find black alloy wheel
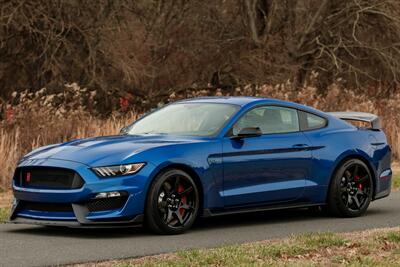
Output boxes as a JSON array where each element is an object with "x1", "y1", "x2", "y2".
[
  {"x1": 145, "y1": 169, "x2": 199, "y2": 234},
  {"x1": 328, "y1": 159, "x2": 373, "y2": 217}
]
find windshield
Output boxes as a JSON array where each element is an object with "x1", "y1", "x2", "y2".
[{"x1": 127, "y1": 103, "x2": 239, "y2": 136}]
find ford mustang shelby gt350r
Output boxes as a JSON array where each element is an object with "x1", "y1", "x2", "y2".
[{"x1": 10, "y1": 97, "x2": 392, "y2": 234}]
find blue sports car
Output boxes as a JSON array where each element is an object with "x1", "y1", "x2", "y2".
[{"x1": 10, "y1": 97, "x2": 392, "y2": 234}]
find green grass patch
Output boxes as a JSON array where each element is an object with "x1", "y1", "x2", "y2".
[
  {"x1": 103, "y1": 229, "x2": 400, "y2": 267},
  {"x1": 172, "y1": 233, "x2": 345, "y2": 266},
  {"x1": 385, "y1": 231, "x2": 400, "y2": 243},
  {"x1": 346, "y1": 256, "x2": 400, "y2": 267},
  {"x1": 0, "y1": 207, "x2": 10, "y2": 223},
  {"x1": 295, "y1": 232, "x2": 346, "y2": 248},
  {"x1": 111, "y1": 232, "x2": 348, "y2": 267}
]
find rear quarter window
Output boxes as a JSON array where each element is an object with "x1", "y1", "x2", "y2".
[{"x1": 300, "y1": 111, "x2": 327, "y2": 131}]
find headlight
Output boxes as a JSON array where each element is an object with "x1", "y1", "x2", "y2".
[{"x1": 92, "y1": 163, "x2": 146, "y2": 178}]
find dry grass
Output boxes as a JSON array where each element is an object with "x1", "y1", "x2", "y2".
[
  {"x1": 392, "y1": 162, "x2": 400, "y2": 190},
  {"x1": 0, "y1": 190, "x2": 11, "y2": 222},
  {"x1": 70, "y1": 227, "x2": 400, "y2": 267},
  {"x1": 0, "y1": 192, "x2": 12, "y2": 222},
  {"x1": 0, "y1": 112, "x2": 139, "y2": 191},
  {"x1": 0, "y1": 83, "x2": 399, "y2": 191},
  {"x1": 0, "y1": 193, "x2": 12, "y2": 209},
  {"x1": 0, "y1": 128, "x2": 20, "y2": 191}
]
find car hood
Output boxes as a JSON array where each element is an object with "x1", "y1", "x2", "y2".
[{"x1": 22, "y1": 135, "x2": 202, "y2": 166}]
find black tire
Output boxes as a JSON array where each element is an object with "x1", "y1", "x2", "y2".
[
  {"x1": 145, "y1": 169, "x2": 199, "y2": 234},
  {"x1": 327, "y1": 159, "x2": 373, "y2": 217}
]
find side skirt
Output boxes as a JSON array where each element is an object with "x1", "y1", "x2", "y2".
[{"x1": 202, "y1": 202, "x2": 325, "y2": 218}]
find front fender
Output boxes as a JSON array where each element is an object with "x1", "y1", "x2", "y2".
[{"x1": 135, "y1": 141, "x2": 224, "y2": 210}]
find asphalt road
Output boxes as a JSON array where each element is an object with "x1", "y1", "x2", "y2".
[{"x1": 1, "y1": 192, "x2": 400, "y2": 267}]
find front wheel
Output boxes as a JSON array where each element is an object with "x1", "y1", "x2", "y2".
[
  {"x1": 145, "y1": 169, "x2": 199, "y2": 234},
  {"x1": 327, "y1": 159, "x2": 373, "y2": 217}
]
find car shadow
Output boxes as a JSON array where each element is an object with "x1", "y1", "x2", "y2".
[{"x1": 5, "y1": 206, "x2": 389, "y2": 239}]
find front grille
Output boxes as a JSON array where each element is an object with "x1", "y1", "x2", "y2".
[
  {"x1": 86, "y1": 196, "x2": 128, "y2": 212},
  {"x1": 19, "y1": 201, "x2": 73, "y2": 212},
  {"x1": 14, "y1": 167, "x2": 84, "y2": 189}
]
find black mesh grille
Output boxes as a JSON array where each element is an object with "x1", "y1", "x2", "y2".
[
  {"x1": 86, "y1": 196, "x2": 128, "y2": 212},
  {"x1": 20, "y1": 201, "x2": 73, "y2": 212},
  {"x1": 15, "y1": 167, "x2": 84, "y2": 189}
]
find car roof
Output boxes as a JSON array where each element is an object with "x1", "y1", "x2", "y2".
[
  {"x1": 178, "y1": 96, "x2": 326, "y2": 116},
  {"x1": 179, "y1": 96, "x2": 266, "y2": 106}
]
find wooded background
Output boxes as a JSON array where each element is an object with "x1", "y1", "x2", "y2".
[{"x1": 1, "y1": 0, "x2": 400, "y2": 107}]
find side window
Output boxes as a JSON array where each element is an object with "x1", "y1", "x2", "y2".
[
  {"x1": 233, "y1": 106, "x2": 300, "y2": 135},
  {"x1": 301, "y1": 111, "x2": 327, "y2": 130}
]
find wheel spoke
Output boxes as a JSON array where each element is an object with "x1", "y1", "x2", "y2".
[
  {"x1": 159, "y1": 207, "x2": 167, "y2": 214},
  {"x1": 178, "y1": 186, "x2": 193, "y2": 196},
  {"x1": 166, "y1": 209, "x2": 174, "y2": 224},
  {"x1": 180, "y1": 203, "x2": 194, "y2": 211},
  {"x1": 347, "y1": 195, "x2": 352, "y2": 207},
  {"x1": 174, "y1": 176, "x2": 180, "y2": 192},
  {"x1": 342, "y1": 193, "x2": 348, "y2": 206},
  {"x1": 352, "y1": 195, "x2": 361, "y2": 209},
  {"x1": 358, "y1": 175, "x2": 369, "y2": 183},
  {"x1": 338, "y1": 163, "x2": 372, "y2": 212},
  {"x1": 356, "y1": 188, "x2": 367, "y2": 198},
  {"x1": 174, "y1": 211, "x2": 184, "y2": 225},
  {"x1": 158, "y1": 200, "x2": 167, "y2": 210},
  {"x1": 339, "y1": 186, "x2": 347, "y2": 193},
  {"x1": 163, "y1": 182, "x2": 172, "y2": 194},
  {"x1": 353, "y1": 165, "x2": 359, "y2": 177},
  {"x1": 156, "y1": 172, "x2": 198, "y2": 229}
]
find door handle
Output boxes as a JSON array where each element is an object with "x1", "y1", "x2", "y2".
[{"x1": 292, "y1": 144, "x2": 309, "y2": 149}]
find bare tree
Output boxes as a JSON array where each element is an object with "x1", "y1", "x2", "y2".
[{"x1": 1, "y1": 0, "x2": 399, "y2": 106}]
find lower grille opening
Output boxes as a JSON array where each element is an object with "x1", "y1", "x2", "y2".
[
  {"x1": 86, "y1": 196, "x2": 128, "y2": 212},
  {"x1": 20, "y1": 201, "x2": 73, "y2": 212}
]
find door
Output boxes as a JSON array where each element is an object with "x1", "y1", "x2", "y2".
[{"x1": 222, "y1": 105, "x2": 312, "y2": 207}]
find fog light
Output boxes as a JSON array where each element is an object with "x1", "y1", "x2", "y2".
[{"x1": 94, "y1": 191, "x2": 122, "y2": 199}]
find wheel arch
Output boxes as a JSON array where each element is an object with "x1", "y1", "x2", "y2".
[
  {"x1": 146, "y1": 163, "x2": 205, "y2": 215},
  {"x1": 326, "y1": 153, "x2": 377, "y2": 202}
]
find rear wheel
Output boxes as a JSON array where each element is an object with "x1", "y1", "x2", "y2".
[
  {"x1": 328, "y1": 159, "x2": 373, "y2": 217},
  {"x1": 145, "y1": 169, "x2": 199, "y2": 234}
]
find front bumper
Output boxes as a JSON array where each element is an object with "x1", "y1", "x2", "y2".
[{"x1": 10, "y1": 158, "x2": 153, "y2": 227}]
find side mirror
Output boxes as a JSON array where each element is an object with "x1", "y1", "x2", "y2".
[
  {"x1": 120, "y1": 126, "x2": 128, "y2": 135},
  {"x1": 231, "y1": 127, "x2": 262, "y2": 139}
]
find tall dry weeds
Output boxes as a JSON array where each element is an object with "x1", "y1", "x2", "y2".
[
  {"x1": 0, "y1": 83, "x2": 399, "y2": 191},
  {"x1": 0, "y1": 113, "x2": 139, "y2": 191},
  {"x1": 0, "y1": 128, "x2": 19, "y2": 191}
]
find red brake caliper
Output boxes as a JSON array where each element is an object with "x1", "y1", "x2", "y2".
[
  {"x1": 355, "y1": 176, "x2": 363, "y2": 190},
  {"x1": 178, "y1": 184, "x2": 186, "y2": 216}
]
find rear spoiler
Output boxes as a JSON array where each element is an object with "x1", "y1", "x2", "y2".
[{"x1": 328, "y1": 112, "x2": 381, "y2": 130}]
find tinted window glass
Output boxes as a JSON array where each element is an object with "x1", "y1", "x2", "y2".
[
  {"x1": 304, "y1": 112, "x2": 327, "y2": 130},
  {"x1": 233, "y1": 106, "x2": 300, "y2": 135}
]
